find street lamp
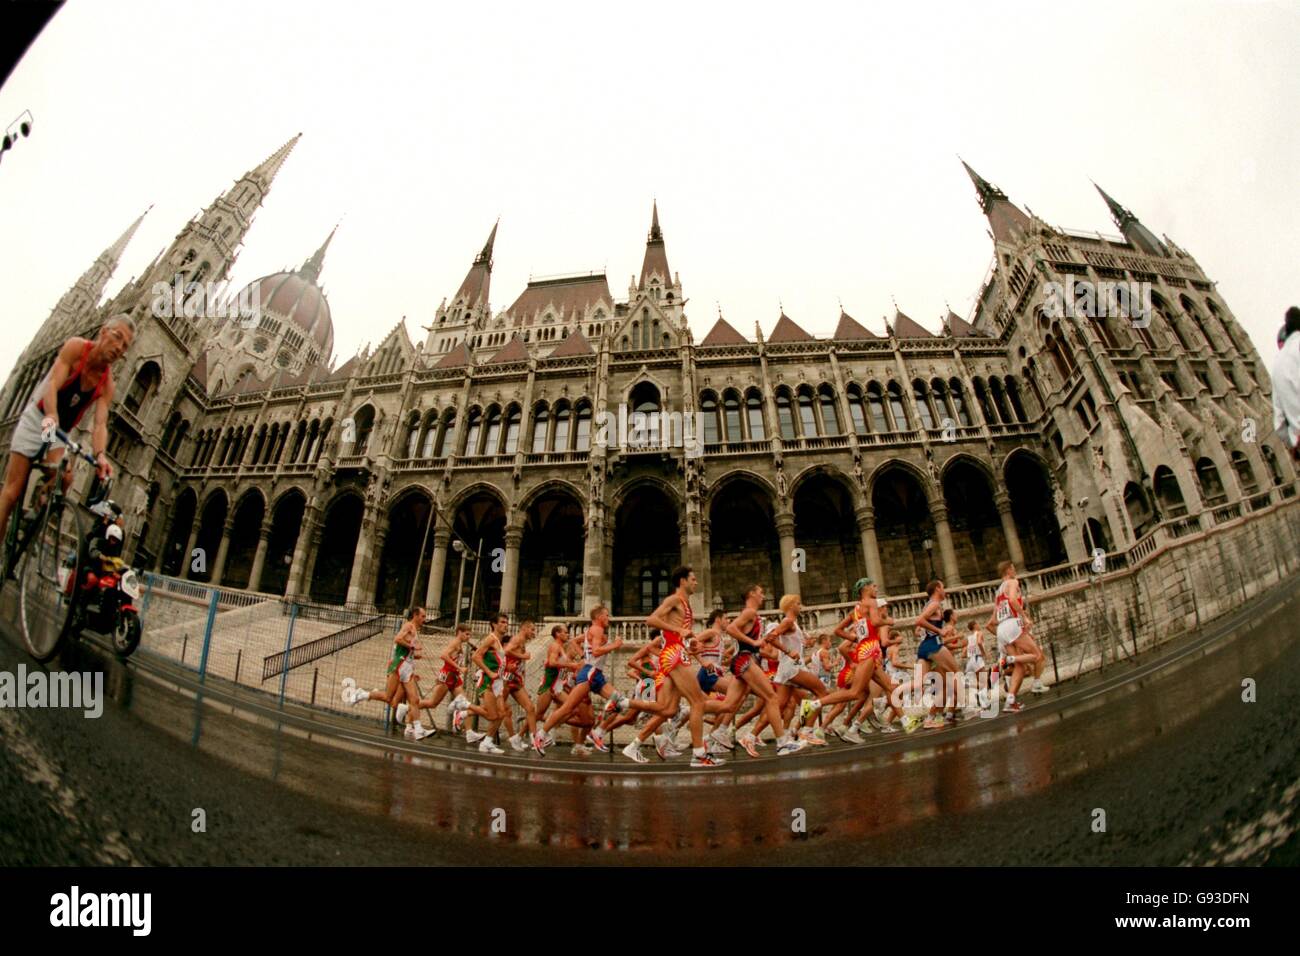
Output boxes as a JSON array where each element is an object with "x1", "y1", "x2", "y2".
[{"x1": 923, "y1": 536, "x2": 935, "y2": 581}]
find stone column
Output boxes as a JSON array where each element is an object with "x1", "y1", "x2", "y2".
[
  {"x1": 581, "y1": 514, "x2": 605, "y2": 615},
  {"x1": 345, "y1": 504, "x2": 381, "y2": 606},
  {"x1": 929, "y1": 501, "x2": 961, "y2": 587},
  {"x1": 248, "y1": 524, "x2": 271, "y2": 593},
  {"x1": 603, "y1": 525, "x2": 615, "y2": 613},
  {"x1": 210, "y1": 516, "x2": 235, "y2": 586},
  {"x1": 426, "y1": 528, "x2": 451, "y2": 615},
  {"x1": 154, "y1": 511, "x2": 177, "y2": 574},
  {"x1": 994, "y1": 490, "x2": 1025, "y2": 567},
  {"x1": 181, "y1": 521, "x2": 202, "y2": 580},
  {"x1": 775, "y1": 510, "x2": 800, "y2": 597},
  {"x1": 499, "y1": 524, "x2": 523, "y2": 616},
  {"x1": 855, "y1": 505, "x2": 883, "y2": 586},
  {"x1": 285, "y1": 500, "x2": 320, "y2": 600},
  {"x1": 700, "y1": 519, "x2": 713, "y2": 610}
]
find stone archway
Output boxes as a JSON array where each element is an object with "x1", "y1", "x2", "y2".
[
  {"x1": 310, "y1": 494, "x2": 364, "y2": 605},
  {"x1": 613, "y1": 484, "x2": 681, "y2": 616},
  {"x1": 708, "y1": 476, "x2": 780, "y2": 611}
]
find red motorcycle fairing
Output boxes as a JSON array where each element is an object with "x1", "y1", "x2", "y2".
[{"x1": 121, "y1": 604, "x2": 138, "y2": 613}]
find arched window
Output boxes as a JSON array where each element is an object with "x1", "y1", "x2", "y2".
[
  {"x1": 531, "y1": 405, "x2": 549, "y2": 453},
  {"x1": 776, "y1": 389, "x2": 796, "y2": 440},
  {"x1": 124, "y1": 362, "x2": 162, "y2": 417},
  {"x1": 1262, "y1": 445, "x2": 1285, "y2": 486},
  {"x1": 1181, "y1": 295, "x2": 1215, "y2": 351},
  {"x1": 866, "y1": 382, "x2": 888, "y2": 432},
  {"x1": 886, "y1": 382, "x2": 910, "y2": 430},
  {"x1": 723, "y1": 390, "x2": 743, "y2": 441},
  {"x1": 405, "y1": 413, "x2": 421, "y2": 459},
  {"x1": 1231, "y1": 451, "x2": 1257, "y2": 495},
  {"x1": 817, "y1": 385, "x2": 841, "y2": 435},
  {"x1": 990, "y1": 378, "x2": 1014, "y2": 423},
  {"x1": 796, "y1": 386, "x2": 818, "y2": 437},
  {"x1": 1196, "y1": 457, "x2": 1226, "y2": 504},
  {"x1": 745, "y1": 390, "x2": 766, "y2": 441},
  {"x1": 973, "y1": 378, "x2": 997, "y2": 424},
  {"x1": 629, "y1": 382, "x2": 661, "y2": 447},
  {"x1": 503, "y1": 406, "x2": 521, "y2": 454},
  {"x1": 574, "y1": 402, "x2": 592, "y2": 452},
  {"x1": 420, "y1": 412, "x2": 439, "y2": 458},
  {"x1": 483, "y1": 406, "x2": 503, "y2": 455},
  {"x1": 846, "y1": 385, "x2": 868, "y2": 436},
  {"x1": 912, "y1": 379, "x2": 935, "y2": 430},
  {"x1": 552, "y1": 402, "x2": 571, "y2": 451},
  {"x1": 352, "y1": 406, "x2": 375, "y2": 455},
  {"x1": 1005, "y1": 377, "x2": 1028, "y2": 422},
  {"x1": 701, "y1": 393, "x2": 720, "y2": 445},
  {"x1": 434, "y1": 410, "x2": 456, "y2": 458},
  {"x1": 463, "y1": 408, "x2": 483, "y2": 456},
  {"x1": 315, "y1": 418, "x2": 333, "y2": 462}
]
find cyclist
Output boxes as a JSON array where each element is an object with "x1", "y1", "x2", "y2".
[{"x1": 0, "y1": 316, "x2": 132, "y2": 544}]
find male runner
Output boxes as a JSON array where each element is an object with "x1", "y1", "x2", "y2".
[
  {"x1": 986, "y1": 561, "x2": 1043, "y2": 713},
  {"x1": 537, "y1": 606, "x2": 624, "y2": 751}
]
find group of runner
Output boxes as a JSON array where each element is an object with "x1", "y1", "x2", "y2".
[{"x1": 340, "y1": 561, "x2": 1050, "y2": 766}]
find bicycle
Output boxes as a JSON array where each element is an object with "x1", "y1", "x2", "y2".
[{"x1": 2, "y1": 428, "x2": 107, "y2": 662}]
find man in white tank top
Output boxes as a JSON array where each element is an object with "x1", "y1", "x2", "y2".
[{"x1": 985, "y1": 561, "x2": 1043, "y2": 712}]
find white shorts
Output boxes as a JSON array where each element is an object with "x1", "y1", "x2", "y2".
[
  {"x1": 996, "y1": 618, "x2": 1022, "y2": 652},
  {"x1": 397, "y1": 658, "x2": 415, "y2": 683},
  {"x1": 773, "y1": 654, "x2": 801, "y2": 686},
  {"x1": 965, "y1": 655, "x2": 985, "y2": 674}
]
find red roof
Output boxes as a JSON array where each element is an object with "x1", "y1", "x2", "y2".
[
  {"x1": 434, "y1": 342, "x2": 471, "y2": 369},
  {"x1": 767, "y1": 313, "x2": 814, "y2": 343},
  {"x1": 946, "y1": 311, "x2": 982, "y2": 338},
  {"x1": 833, "y1": 311, "x2": 875, "y2": 340},
  {"x1": 700, "y1": 317, "x2": 748, "y2": 346},
  {"x1": 504, "y1": 274, "x2": 611, "y2": 328},
  {"x1": 548, "y1": 328, "x2": 594, "y2": 358},
  {"x1": 892, "y1": 311, "x2": 933, "y2": 338},
  {"x1": 486, "y1": 335, "x2": 529, "y2": 365}
]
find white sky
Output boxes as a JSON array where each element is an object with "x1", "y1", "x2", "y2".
[{"x1": 1, "y1": 0, "x2": 1297, "y2": 378}]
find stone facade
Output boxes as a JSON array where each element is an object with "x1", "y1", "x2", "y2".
[{"x1": 2, "y1": 143, "x2": 1295, "y2": 623}]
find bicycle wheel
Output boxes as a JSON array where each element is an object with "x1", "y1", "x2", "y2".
[{"x1": 18, "y1": 498, "x2": 84, "y2": 662}]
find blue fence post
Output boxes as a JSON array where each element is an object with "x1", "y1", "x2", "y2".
[
  {"x1": 277, "y1": 603, "x2": 299, "y2": 709},
  {"x1": 196, "y1": 587, "x2": 220, "y2": 684}
]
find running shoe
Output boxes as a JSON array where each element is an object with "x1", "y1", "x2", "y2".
[
  {"x1": 901, "y1": 715, "x2": 924, "y2": 734},
  {"x1": 571, "y1": 743, "x2": 592, "y2": 755},
  {"x1": 798, "y1": 728, "x2": 828, "y2": 746},
  {"x1": 864, "y1": 712, "x2": 886, "y2": 732},
  {"x1": 738, "y1": 734, "x2": 761, "y2": 758},
  {"x1": 409, "y1": 723, "x2": 434, "y2": 741},
  {"x1": 543, "y1": 730, "x2": 557, "y2": 747},
  {"x1": 799, "y1": 699, "x2": 821, "y2": 721},
  {"x1": 622, "y1": 741, "x2": 649, "y2": 763},
  {"x1": 589, "y1": 728, "x2": 610, "y2": 753},
  {"x1": 602, "y1": 695, "x2": 623, "y2": 718},
  {"x1": 508, "y1": 734, "x2": 528, "y2": 752},
  {"x1": 690, "y1": 752, "x2": 725, "y2": 768},
  {"x1": 452, "y1": 709, "x2": 467, "y2": 733},
  {"x1": 776, "y1": 737, "x2": 805, "y2": 756},
  {"x1": 1005, "y1": 699, "x2": 1024, "y2": 713},
  {"x1": 395, "y1": 703, "x2": 409, "y2": 725},
  {"x1": 532, "y1": 732, "x2": 547, "y2": 756},
  {"x1": 709, "y1": 727, "x2": 735, "y2": 751},
  {"x1": 340, "y1": 678, "x2": 356, "y2": 703},
  {"x1": 878, "y1": 720, "x2": 900, "y2": 734},
  {"x1": 465, "y1": 729, "x2": 486, "y2": 745},
  {"x1": 1031, "y1": 679, "x2": 1050, "y2": 694},
  {"x1": 852, "y1": 719, "x2": 874, "y2": 735},
  {"x1": 478, "y1": 737, "x2": 504, "y2": 754},
  {"x1": 922, "y1": 716, "x2": 945, "y2": 730},
  {"x1": 841, "y1": 725, "x2": 864, "y2": 744},
  {"x1": 653, "y1": 734, "x2": 680, "y2": 760},
  {"x1": 707, "y1": 741, "x2": 730, "y2": 757}
]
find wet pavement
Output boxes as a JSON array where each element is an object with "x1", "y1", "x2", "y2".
[{"x1": 2, "y1": 575, "x2": 1299, "y2": 865}]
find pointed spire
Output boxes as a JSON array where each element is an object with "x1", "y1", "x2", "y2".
[
  {"x1": 104, "y1": 205, "x2": 151, "y2": 266},
  {"x1": 247, "y1": 132, "x2": 302, "y2": 191},
  {"x1": 1092, "y1": 182, "x2": 1167, "y2": 256},
  {"x1": 475, "y1": 219, "x2": 499, "y2": 267},
  {"x1": 639, "y1": 200, "x2": 671, "y2": 289},
  {"x1": 958, "y1": 158, "x2": 1031, "y2": 243},
  {"x1": 298, "y1": 222, "x2": 338, "y2": 284}
]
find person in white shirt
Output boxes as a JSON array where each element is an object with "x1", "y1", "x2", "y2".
[{"x1": 1272, "y1": 306, "x2": 1300, "y2": 460}]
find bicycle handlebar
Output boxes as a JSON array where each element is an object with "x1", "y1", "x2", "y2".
[{"x1": 52, "y1": 428, "x2": 100, "y2": 468}]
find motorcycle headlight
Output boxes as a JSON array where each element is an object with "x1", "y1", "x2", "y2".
[{"x1": 121, "y1": 570, "x2": 142, "y2": 600}]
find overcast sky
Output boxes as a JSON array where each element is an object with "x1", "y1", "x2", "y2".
[{"x1": 1, "y1": 0, "x2": 1297, "y2": 380}]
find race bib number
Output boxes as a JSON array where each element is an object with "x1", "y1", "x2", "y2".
[{"x1": 996, "y1": 601, "x2": 1012, "y2": 623}]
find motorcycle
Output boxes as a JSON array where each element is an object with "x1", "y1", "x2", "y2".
[{"x1": 58, "y1": 552, "x2": 143, "y2": 659}]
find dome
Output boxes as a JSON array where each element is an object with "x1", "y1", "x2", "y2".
[{"x1": 249, "y1": 270, "x2": 334, "y2": 357}]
